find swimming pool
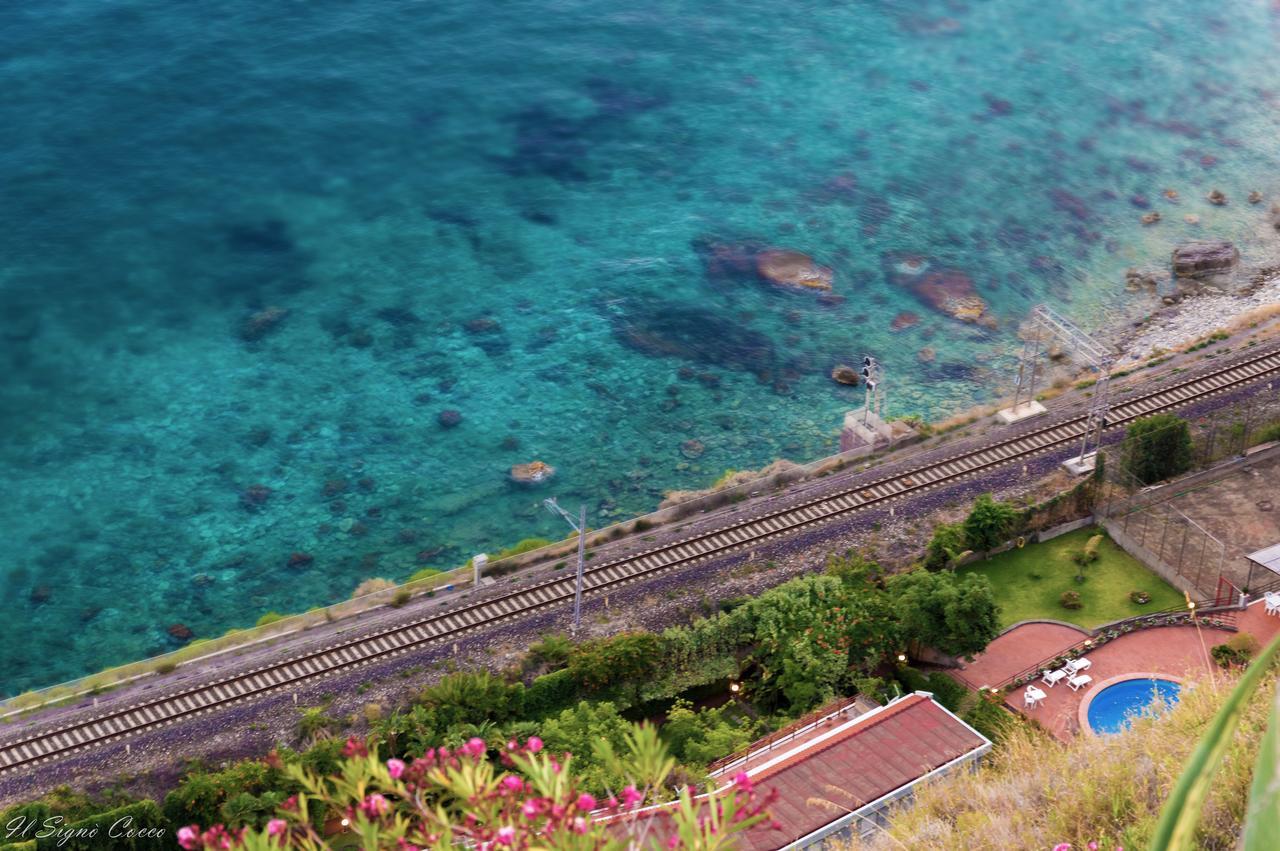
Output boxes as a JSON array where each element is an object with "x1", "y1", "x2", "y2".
[{"x1": 1086, "y1": 678, "x2": 1182, "y2": 734}]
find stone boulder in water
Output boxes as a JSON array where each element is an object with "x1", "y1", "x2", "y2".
[
  {"x1": 831, "y1": 364, "x2": 861, "y2": 386},
  {"x1": 755, "y1": 249, "x2": 834, "y2": 292},
  {"x1": 883, "y1": 253, "x2": 993, "y2": 326},
  {"x1": 510, "y1": 461, "x2": 555, "y2": 484},
  {"x1": 1172, "y1": 240, "x2": 1238, "y2": 278}
]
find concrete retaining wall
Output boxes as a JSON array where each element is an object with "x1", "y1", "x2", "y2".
[{"x1": 1035, "y1": 516, "x2": 1094, "y2": 542}]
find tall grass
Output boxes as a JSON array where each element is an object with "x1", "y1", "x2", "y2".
[{"x1": 838, "y1": 669, "x2": 1275, "y2": 851}]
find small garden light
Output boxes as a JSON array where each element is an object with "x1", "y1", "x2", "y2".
[
  {"x1": 897, "y1": 653, "x2": 907, "y2": 663},
  {"x1": 729, "y1": 681, "x2": 741, "y2": 694}
]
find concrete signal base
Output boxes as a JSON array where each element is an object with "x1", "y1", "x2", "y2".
[
  {"x1": 1062, "y1": 451, "x2": 1098, "y2": 476},
  {"x1": 996, "y1": 400, "x2": 1048, "y2": 425}
]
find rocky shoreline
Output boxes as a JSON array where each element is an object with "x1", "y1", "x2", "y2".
[{"x1": 1114, "y1": 266, "x2": 1280, "y2": 366}]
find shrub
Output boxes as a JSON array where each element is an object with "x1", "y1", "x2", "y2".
[
  {"x1": 408, "y1": 567, "x2": 442, "y2": 583},
  {"x1": 1122, "y1": 413, "x2": 1194, "y2": 484},
  {"x1": 495, "y1": 537, "x2": 554, "y2": 560},
  {"x1": 1227, "y1": 632, "x2": 1259, "y2": 656},
  {"x1": 1059, "y1": 590, "x2": 1083, "y2": 610},
  {"x1": 255, "y1": 611, "x2": 286, "y2": 628},
  {"x1": 923, "y1": 521, "x2": 967, "y2": 571},
  {"x1": 523, "y1": 668, "x2": 578, "y2": 719},
  {"x1": 390, "y1": 590, "x2": 411, "y2": 608},
  {"x1": 1211, "y1": 643, "x2": 1250, "y2": 669},
  {"x1": 962, "y1": 494, "x2": 1021, "y2": 554},
  {"x1": 1255, "y1": 422, "x2": 1280, "y2": 445},
  {"x1": 352, "y1": 578, "x2": 396, "y2": 598},
  {"x1": 1130, "y1": 589, "x2": 1152, "y2": 604}
]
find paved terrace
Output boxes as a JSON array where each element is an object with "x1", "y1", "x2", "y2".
[{"x1": 954, "y1": 601, "x2": 1280, "y2": 738}]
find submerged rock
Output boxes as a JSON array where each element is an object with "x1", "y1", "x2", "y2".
[
  {"x1": 510, "y1": 461, "x2": 555, "y2": 484},
  {"x1": 755, "y1": 249, "x2": 834, "y2": 292},
  {"x1": 831, "y1": 364, "x2": 861, "y2": 386},
  {"x1": 890, "y1": 311, "x2": 921, "y2": 331},
  {"x1": 883, "y1": 253, "x2": 992, "y2": 326},
  {"x1": 680, "y1": 439, "x2": 705, "y2": 459},
  {"x1": 239, "y1": 306, "x2": 288, "y2": 342},
  {"x1": 1172, "y1": 240, "x2": 1238, "y2": 278},
  {"x1": 611, "y1": 300, "x2": 778, "y2": 378},
  {"x1": 438, "y1": 409, "x2": 463, "y2": 429}
]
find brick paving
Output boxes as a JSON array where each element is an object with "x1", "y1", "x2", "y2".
[{"x1": 958, "y1": 600, "x2": 1280, "y2": 739}]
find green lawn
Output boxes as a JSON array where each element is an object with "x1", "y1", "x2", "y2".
[{"x1": 957, "y1": 526, "x2": 1184, "y2": 629}]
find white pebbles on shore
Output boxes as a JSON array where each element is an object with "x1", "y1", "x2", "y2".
[{"x1": 1118, "y1": 271, "x2": 1280, "y2": 365}]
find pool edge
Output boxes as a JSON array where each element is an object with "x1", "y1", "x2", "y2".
[{"x1": 1079, "y1": 672, "x2": 1186, "y2": 736}]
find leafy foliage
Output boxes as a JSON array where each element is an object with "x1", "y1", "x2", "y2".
[
  {"x1": 962, "y1": 494, "x2": 1021, "y2": 554},
  {"x1": 175, "y1": 731, "x2": 777, "y2": 851},
  {"x1": 923, "y1": 522, "x2": 968, "y2": 571},
  {"x1": 1123, "y1": 413, "x2": 1194, "y2": 485},
  {"x1": 661, "y1": 700, "x2": 758, "y2": 768},
  {"x1": 887, "y1": 570, "x2": 1001, "y2": 658}
]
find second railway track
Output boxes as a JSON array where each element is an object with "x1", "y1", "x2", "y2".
[{"x1": 5, "y1": 342, "x2": 1280, "y2": 775}]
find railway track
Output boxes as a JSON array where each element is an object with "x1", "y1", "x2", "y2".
[{"x1": 4, "y1": 343, "x2": 1280, "y2": 775}]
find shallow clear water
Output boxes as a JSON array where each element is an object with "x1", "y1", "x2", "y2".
[
  {"x1": 3, "y1": 0, "x2": 1280, "y2": 693},
  {"x1": 1087, "y1": 677, "x2": 1181, "y2": 734}
]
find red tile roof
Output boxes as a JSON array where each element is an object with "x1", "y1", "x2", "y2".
[{"x1": 726, "y1": 694, "x2": 988, "y2": 851}]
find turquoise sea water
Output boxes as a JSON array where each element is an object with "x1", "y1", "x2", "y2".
[{"x1": 3, "y1": 0, "x2": 1280, "y2": 694}]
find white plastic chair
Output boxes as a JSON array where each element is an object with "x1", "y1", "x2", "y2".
[
  {"x1": 1068, "y1": 674, "x2": 1093, "y2": 692},
  {"x1": 1065, "y1": 657, "x2": 1092, "y2": 675},
  {"x1": 1023, "y1": 686, "x2": 1047, "y2": 709},
  {"x1": 1265, "y1": 592, "x2": 1280, "y2": 617},
  {"x1": 1042, "y1": 668, "x2": 1068, "y2": 688}
]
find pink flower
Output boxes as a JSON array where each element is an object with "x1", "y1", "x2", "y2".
[
  {"x1": 267, "y1": 819, "x2": 288, "y2": 836},
  {"x1": 734, "y1": 772, "x2": 753, "y2": 792},
  {"x1": 387, "y1": 758, "x2": 406, "y2": 779},
  {"x1": 502, "y1": 775, "x2": 525, "y2": 792},
  {"x1": 572, "y1": 817, "x2": 588, "y2": 835},
  {"x1": 1088, "y1": 844, "x2": 1098, "y2": 851},
  {"x1": 522, "y1": 798, "x2": 543, "y2": 819},
  {"x1": 576, "y1": 793, "x2": 596, "y2": 811},
  {"x1": 361, "y1": 793, "x2": 391, "y2": 819},
  {"x1": 1053, "y1": 845, "x2": 1071, "y2": 851},
  {"x1": 621, "y1": 785, "x2": 643, "y2": 809},
  {"x1": 526, "y1": 736, "x2": 543, "y2": 753},
  {"x1": 466, "y1": 737, "x2": 488, "y2": 757},
  {"x1": 496, "y1": 826, "x2": 516, "y2": 846},
  {"x1": 667, "y1": 836, "x2": 680, "y2": 849},
  {"x1": 177, "y1": 827, "x2": 200, "y2": 850}
]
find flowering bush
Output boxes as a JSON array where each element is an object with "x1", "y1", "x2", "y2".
[{"x1": 176, "y1": 726, "x2": 776, "y2": 850}]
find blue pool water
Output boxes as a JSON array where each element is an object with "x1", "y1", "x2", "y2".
[
  {"x1": 4, "y1": 1, "x2": 1280, "y2": 693},
  {"x1": 1087, "y1": 678, "x2": 1182, "y2": 734}
]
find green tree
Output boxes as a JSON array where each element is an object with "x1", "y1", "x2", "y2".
[
  {"x1": 1122, "y1": 413, "x2": 1194, "y2": 484},
  {"x1": 962, "y1": 494, "x2": 1021, "y2": 555},
  {"x1": 661, "y1": 700, "x2": 758, "y2": 768},
  {"x1": 888, "y1": 569, "x2": 1001, "y2": 659},
  {"x1": 824, "y1": 550, "x2": 882, "y2": 588},
  {"x1": 748, "y1": 575, "x2": 899, "y2": 711},
  {"x1": 567, "y1": 633, "x2": 661, "y2": 692},
  {"x1": 923, "y1": 521, "x2": 967, "y2": 571},
  {"x1": 537, "y1": 700, "x2": 636, "y2": 792}
]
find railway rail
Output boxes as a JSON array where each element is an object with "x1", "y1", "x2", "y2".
[{"x1": 4, "y1": 343, "x2": 1280, "y2": 775}]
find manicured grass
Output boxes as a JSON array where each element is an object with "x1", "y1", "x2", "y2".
[{"x1": 957, "y1": 526, "x2": 1184, "y2": 629}]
